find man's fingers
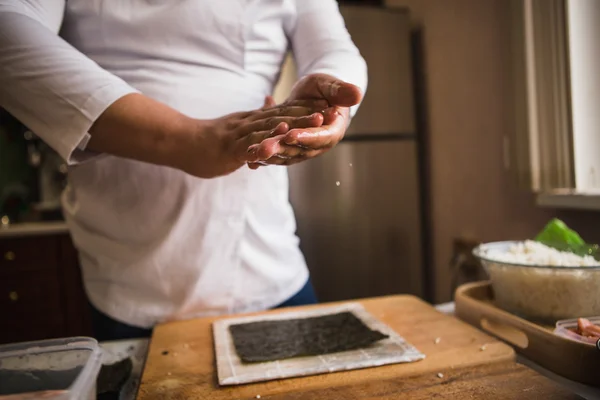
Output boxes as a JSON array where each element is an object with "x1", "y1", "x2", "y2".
[
  {"x1": 262, "y1": 141, "x2": 305, "y2": 160},
  {"x1": 243, "y1": 124, "x2": 288, "y2": 162},
  {"x1": 248, "y1": 134, "x2": 326, "y2": 165},
  {"x1": 282, "y1": 127, "x2": 335, "y2": 150},
  {"x1": 248, "y1": 135, "x2": 305, "y2": 161},
  {"x1": 241, "y1": 113, "x2": 323, "y2": 136},
  {"x1": 246, "y1": 131, "x2": 328, "y2": 167},
  {"x1": 287, "y1": 113, "x2": 324, "y2": 129},
  {"x1": 253, "y1": 136, "x2": 285, "y2": 160},
  {"x1": 248, "y1": 106, "x2": 324, "y2": 121},
  {"x1": 261, "y1": 95, "x2": 276, "y2": 109},
  {"x1": 319, "y1": 107, "x2": 342, "y2": 125},
  {"x1": 248, "y1": 161, "x2": 268, "y2": 170},
  {"x1": 251, "y1": 149, "x2": 324, "y2": 167},
  {"x1": 259, "y1": 155, "x2": 290, "y2": 166},
  {"x1": 281, "y1": 111, "x2": 346, "y2": 149},
  {"x1": 280, "y1": 99, "x2": 330, "y2": 109}
]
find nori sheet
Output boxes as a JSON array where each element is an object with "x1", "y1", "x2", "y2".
[{"x1": 229, "y1": 311, "x2": 389, "y2": 363}]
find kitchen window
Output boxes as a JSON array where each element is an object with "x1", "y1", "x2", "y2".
[{"x1": 509, "y1": 0, "x2": 600, "y2": 210}]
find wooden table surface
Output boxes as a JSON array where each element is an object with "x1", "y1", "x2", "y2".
[{"x1": 137, "y1": 295, "x2": 578, "y2": 399}]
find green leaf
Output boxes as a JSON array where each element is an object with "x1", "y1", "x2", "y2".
[
  {"x1": 535, "y1": 218, "x2": 585, "y2": 248},
  {"x1": 535, "y1": 218, "x2": 600, "y2": 260}
]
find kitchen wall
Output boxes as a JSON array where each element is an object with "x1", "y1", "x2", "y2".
[{"x1": 384, "y1": 0, "x2": 600, "y2": 302}]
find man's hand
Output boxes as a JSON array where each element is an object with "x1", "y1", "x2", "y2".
[
  {"x1": 182, "y1": 101, "x2": 326, "y2": 177},
  {"x1": 247, "y1": 73, "x2": 363, "y2": 168}
]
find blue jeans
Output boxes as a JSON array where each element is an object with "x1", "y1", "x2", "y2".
[
  {"x1": 90, "y1": 280, "x2": 318, "y2": 341},
  {"x1": 273, "y1": 279, "x2": 318, "y2": 308}
]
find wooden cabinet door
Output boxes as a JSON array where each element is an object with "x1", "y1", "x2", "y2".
[
  {"x1": 0, "y1": 233, "x2": 92, "y2": 344},
  {"x1": 58, "y1": 234, "x2": 93, "y2": 337},
  {"x1": 0, "y1": 270, "x2": 65, "y2": 343}
]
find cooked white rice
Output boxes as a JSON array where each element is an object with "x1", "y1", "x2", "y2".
[
  {"x1": 479, "y1": 240, "x2": 600, "y2": 321},
  {"x1": 485, "y1": 240, "x2": 599, "y2": 267}
]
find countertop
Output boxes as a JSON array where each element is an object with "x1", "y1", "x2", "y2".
[
  {"x1": 104, "y1": 302, "x2": 600, "y2": 400},
  {"x1": 0, "y1": 221, "x2": 69, "y2": 238},
  {"x1": 3, "y1": 223, "x2": 594, "y2": 397}
]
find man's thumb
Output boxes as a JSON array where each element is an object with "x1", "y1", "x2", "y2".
[{"x1": 319, "y1": 78, "x2": 363, "y2": 107}]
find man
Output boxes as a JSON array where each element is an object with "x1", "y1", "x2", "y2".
[{"x1": 0, "y1": 0, "x2": 367, "y2": 340}]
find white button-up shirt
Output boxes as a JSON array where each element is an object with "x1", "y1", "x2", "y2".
[{"x1": 0, "y1": 0, "x2": 367, "y2": 328}]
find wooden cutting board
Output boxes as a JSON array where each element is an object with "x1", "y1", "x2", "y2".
[
  {"x1": 137, "y1": 295, "x2": 516, "y2": 400},
  {"x1": 248, "y1": 362, "x2": 584, "y2": 400}
]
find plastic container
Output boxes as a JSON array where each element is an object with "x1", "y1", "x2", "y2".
[
  {"x1": 0, "y1": 337, "x2": 102, "y2": 400},
  {"x1": 554, "y1": 317, "x2": 600, "y2": 349},
  {"x1": 473, "y1": 241, "x2": 600, "y2": 323}
]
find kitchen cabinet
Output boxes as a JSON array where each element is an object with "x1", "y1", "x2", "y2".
[{"x1": 0, "y1": 231, "x2": 92, "y2": 344}]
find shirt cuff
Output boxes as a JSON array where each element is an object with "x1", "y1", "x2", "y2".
[{"x1": 57, "y1": 82, "x2": 140, "y2": 165}]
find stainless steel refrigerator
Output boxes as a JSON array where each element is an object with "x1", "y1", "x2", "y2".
[{"x1": 273, "y1": 6, "x2": 424, "y2": 301}]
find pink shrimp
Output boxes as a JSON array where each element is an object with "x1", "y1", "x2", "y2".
[{"x1": 577, "y1": 318, "x2": 600, "y2": 338}]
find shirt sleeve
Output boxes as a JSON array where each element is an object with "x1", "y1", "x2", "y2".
[
  {"x1": 0, "y1": 0, "x2": 139, "y2": 164},
  {"x1": 286, "y1": 0, "x2": 368, "y2": 116}
]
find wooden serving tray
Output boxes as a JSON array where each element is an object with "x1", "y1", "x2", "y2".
[{"x1": 455, "y1": 281, "x2": 600, "y2": 387}]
